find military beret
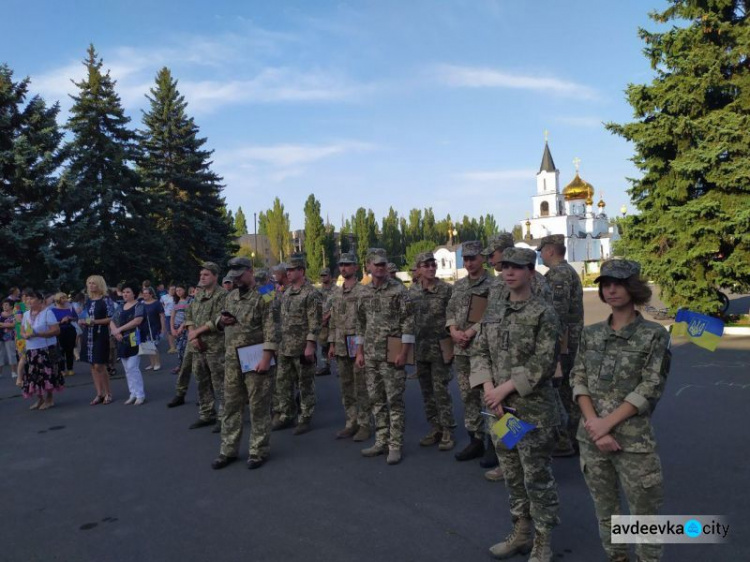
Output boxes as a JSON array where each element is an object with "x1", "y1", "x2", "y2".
[
  {"x1": 500, "y1": 247, "x2": 537, "y2": 266},
  {"x1": 594, "y1": 259, "x2": 641, "y2": 283},
  {"x1": 338, "y1": 252, "x2": 358, "y2": 265},
  {"x1": 415, "y1": 251, "x2": 435, "y2": 266},
  {"x1": 366, "y1": 248, "x2": 388, "y2": 265},
  {"x1": 536, "y1": 234, "x2": 565, "y2": 251},
  {"x1": 387, "y1": 262, "x2": 398, "y2": 273},
  {"x1": 481, "y1": 233, "x2": 515, "y2": 256},
  {"x1": 462, "y1": 240, "x2": 483, "y2": 257},
  {"x1": 201, "y1": 261, "x2": 220, "y2": 275},
  {"x1": 287, "y1": 253, "x2": 307, "y2": 269}
]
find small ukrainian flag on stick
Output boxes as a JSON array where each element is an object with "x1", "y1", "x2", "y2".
[
  {"x1": 671, "y1": 309, "x2": 724, "y2": 352},
  {"x1": 483, "y1": 411, "x2": 536, "y2": 450}
]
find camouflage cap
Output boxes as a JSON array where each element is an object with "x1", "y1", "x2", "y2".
[
  {"x1": 594, "y1": 259, "x2": 641, "y2": 282},
  {"x1": 415, "y1": 251, "x2": 435, "y2": 266},
  {"x1": 320, "y1": 267, "x2": 331, "y2": 276},
  {"x1": 462, "y1": 240, "x2": 483, "y2": 257},
  {"x1": 287, "y1": 253, "x2": 307, "y2": 269},
  {"x1": 366, "y1": 248, "x2": 388, "y2": 265},
  {"x1": 222, "y1": 275, "x2": 235, "y2": 284},
  {"x1": 227, "y1": 256, "x2": 253, "y2": 269},
  {"x1": 482, "y1": 233, "x2": 515, "y2": 256},
  {"x1": 254, "y1": 268, "x2": 270, "y2": 284},
  {"x1": 201, "y1": 261, "x2": 220, "y2": 275},
  {"x1": 338, "y1": 252, "x2": 358, "y2": 265},
  {"x1": 387, "y1": 262, "x2": 398, "y2": 273},
  {"x1": 536, "y1": 234, "x2": 565, "y2": 251},
  {"x1": 500, "y1": 247, "x2": 537, "y2": 266},
  {"x1": 272, "y1": 263, "x2": 287, "y2": 274}
]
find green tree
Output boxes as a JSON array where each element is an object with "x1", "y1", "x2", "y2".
[
  {"x1": 60, "y1": 45, "x2": 154, "y2": 286},
  {"x1": 423, "y1": 207, "x2": 438, "y2": 243},
  {"x1": 483, "y1": 214, "x2": 500, "y2": 245},
  {"x1": 264, "y1": 197, "x2": 292, "y2": 262},
  {"x1": 352, "y1": 207, "x2": 378, "y2": 267},
  {"x1": 512, "y1": 224, "x2": 523, "y2": 242},
  {"x1": 405, "y1": 208, "x2": 423, "y2": 247},
  {"x1": 608, "y1": 0, "x2": 750, "y2": 313},
  {"x1": 0, "y1": 65, "x2": 66, "y2": 289},
  {"x1": 140, "y1": 66, "x2": 233, "y2": 282},
  {"x1": 303, "y1": 194, "x2": 326, "y2": 280},
  {"x1": 405, "y1": 240, "x2": 437, "y2": 269},
  {"x1": 381, "y1": 207, "x2": 403, "y2": 264},
  {"x1": 234, "y1": 206, "x2": 248, "y2": 236}
]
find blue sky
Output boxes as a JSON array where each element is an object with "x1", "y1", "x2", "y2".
[{"x1": 3, "y1": 0, "x2": 669, "y2": 233}]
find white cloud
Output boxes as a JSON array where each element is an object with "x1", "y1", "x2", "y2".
[
  {"x1": 455, "y1": 168, "x2": 535, "y2": 182},
  {"x1": 219, "y1": 141, "x2": 376, "y2": 168},
  {"x1": 555, "y1": 116, "x2": 604, "y2": 128},
  {"x1": 434, "y1": 64, "x2": 598, "y2": 100}
]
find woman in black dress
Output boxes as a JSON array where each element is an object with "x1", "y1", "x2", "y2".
[
  {"x1": 140, "y1": 286, "x2": 165, "y2": 372},
  {"x1": 79, "y1": 275, "x2": 115, "y2": 405}
]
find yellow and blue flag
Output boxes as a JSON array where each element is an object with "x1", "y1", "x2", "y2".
[
  {"x1": 671, "y1": 309, "x2": 724, "y2": 352},
  {"x1": 258, "y1": 282, "x2": 276, "y2": 303},
  {"x1": 491, "y1": 413, "x2": 536, "y2": 449}
]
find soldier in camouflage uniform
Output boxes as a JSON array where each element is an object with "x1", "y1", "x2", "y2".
[
  {"x1": 270, "y1": 264, "x2": 288, "y2": 422},
  {"x1": 315, "y1": 268, "x2": 334, "y2": 376},
  {"x1": 387, "y1": 262, "x2": 402, "y2": 283},
  {"x1": 211, "y1": 257, "x2": 279, "y2": 471},
  {"x1": 538, "y1": 234, "x2": 584, "y2": 457},
  {"x1": 571, "y1": 259, "x2": 670, "y2": 562},
  {"x1": 273, "y1": 254, "x2": 322, "y2": 435},
  {"x1": 327, "y1": 253, "x2": 372, "y2": 441},
  {"x1": 184, "y1": 262, "x2": 227, "y2": 431},
  {"x1": 471, "y1": 248, "x2": 560, "y2": 562},
  {"x1": 411, "y1": 251, "x2": 456, "y2": 451},
  {"x1": 483, "y1": 233, "x2": 553, "y2": 304},
  {"x1": 355, "y1": 248, "x2": 415, "y2": 465},
  {"x1": 445, "y1": 240, "x2": 490, "y2": 461}
]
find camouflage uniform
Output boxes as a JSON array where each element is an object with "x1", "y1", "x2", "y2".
[
  {"x1": 185, "y1": 284, "x2": 227, "y2": 422},
  {"x1": 470, "y1": 249, "x2": 561, "y2": 535},
  {"x1": 174, "y1": 343, "x2": 193, "y2": 397},
  {"x1": 412, "y1": 252, "x2": 455, "y2": 436},
  {"x1": 219, "y1": 281, "x2": 279, "y2": 462},
  {"x1": 270, "y1": 276, "x2": 286, "y2": 415},
  {"x1": 445, "y1": 267, "x2": 491, "y2": 440},
  {"x1": 572, "y1": 285, "x2": 670, "y2": 561},
  {"x1": 356, "y1": 258, "x2": 415, "y2": 451},
  {"x1": 317, "y1": 274, "x2": 334, "y2": 372},
  {"x1": 328, "y1": 272, "x2": 371, "y2": 432},
  {"x1": 277, "y1": 267, "x2": 322, "y2": 425}
]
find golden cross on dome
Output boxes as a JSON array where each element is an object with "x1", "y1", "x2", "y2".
[
  {"x1": 573, "y1": 157, "x2": 581, "y2": 172},
  {"x1": 544, "y1": 130, "x2": 549, "y2": 142}
]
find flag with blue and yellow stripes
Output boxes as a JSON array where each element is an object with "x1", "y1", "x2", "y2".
[{"x1": 671, "y1": 309, "x2": 724, "y2": 351}]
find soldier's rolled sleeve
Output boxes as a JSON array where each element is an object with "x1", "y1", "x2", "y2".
[
  {"x1": 510, "y1": 366, "x2": 534, "y2": 397},
  {"x1": 469, "y1": 327, "x2": 492, "y2": 388},
  {"x1": 625, "y1": 329, "x2": 670, "y2": 415},
  {"x1": 570, "y1": 331, "x2": 591, "y2": 399}
]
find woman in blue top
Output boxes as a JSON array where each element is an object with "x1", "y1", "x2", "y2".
[
  {"x1": 79, "y1": 275, "x2": 115, "y2": 405},
  {"x1": 140, "y1": 286, "x2": 166, "y2": 371},
  {"x1": 51, "y1": 292, "x2": 78, "y2": 376},
  {"x1": 110, "y1": 282, "x2": 146, "y2": 405}
]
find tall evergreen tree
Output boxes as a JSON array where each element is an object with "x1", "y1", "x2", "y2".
[
  {"x1": 608, "y1": 0, "x2": 750, "y2": 313},
  {"x1": 303, "y1": 194, "x2": 325, "y2": 280},
  {"x1": 234, "y1": 206, "x2": 248, "y2": 236},
  {"x1": 140, "y1": 66, "x2": 233, "y2": 282},
  {"x1": 60, "y1": 45, "x2": 153, "y2": 286},
  {"x1": 0, "y1": 65, "x2": 66, "y2": 289}
]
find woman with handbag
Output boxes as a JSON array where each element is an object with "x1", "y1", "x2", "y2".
[
  {"x1": 18, "y1": 289, "x2": 64, "y2": 410},
  {"x1": 110, "y1": 283, "x2": 146, "y2": 405},
  {"x1": 140, "y1": 287, "x2": 165, "y2": 371},
  {"x1": 79, "y1": 275, "x2": 115, "y2": 405}
]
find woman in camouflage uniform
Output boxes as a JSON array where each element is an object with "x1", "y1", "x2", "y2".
[{"x1": 571, "y1": 259, "x2": 671, "y2": 562}]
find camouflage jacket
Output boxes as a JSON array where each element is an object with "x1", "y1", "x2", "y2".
[
  {"x1": 481, "y1": 271, "x2": 552, "y2": 322},
  {"x1": 445, "y1": 271, "x2": 491, "y2": 357},
  {"x1": 318, "y1": 284, "x2": 334, "y2": 344},
  {"x1": 411, "y1": 279, "x2": 452, "y2": 362},
  {"x1": 328, "y1": 281, "x2": 367, "y2": 356},
  {"x1": 571, "y1": 313, "x2": 671, "y2": 452},
  {"x1": 220, "y1": 286, "x2": 279, "y2": 353},
  {"x1": 544, "y1": 260, "x2": 584, "y2": 352},
  {"x1": 356, "y1": 278, "x2": 415, "y2": 362},
  {"x1": 279, "y1": 279, "x2": 322, "y2": 357},
  {"x1": 470, "y1": 295, "x2": 561, "y2": 428},
  {"x1": 184, "y1": 286, "x2": 227, "y2": 353}
]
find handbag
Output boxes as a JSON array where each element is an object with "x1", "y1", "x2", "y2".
[{"x1": 138, "y1": 307, "x2": 158, "y2": 356}]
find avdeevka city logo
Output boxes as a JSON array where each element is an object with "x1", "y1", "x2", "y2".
[
  {"x1": 506, "y1": 416, "x2": 523, "y2": 436},
  {"x1": 684, "y1": 519, "x2": 702, "y2": 538},
  {"x1": 687, "y1": 320, "x2": 707, "y2": 338}
]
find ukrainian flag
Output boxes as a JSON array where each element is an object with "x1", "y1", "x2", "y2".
[
  {"x1": 491, "y1": 413, "x2": 536, "y2": 449},
  {"x1": 258, "y1": 282, "x2": 276, "y2": 303},
  {"x1": 671, "y1": 309, "x2": 724, "y2": 351}
]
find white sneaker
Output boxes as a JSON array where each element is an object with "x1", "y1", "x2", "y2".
[
  {"x1": 124, "y1": 396, "x2": 136, "y2": 405},
  {"x1": 134, "y1": 397, "x2": 146, "y2": 406}
]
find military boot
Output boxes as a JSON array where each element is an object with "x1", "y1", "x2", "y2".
[
  {"x1": 455, "y1": 432, "x2": 484, "y2": 461},
  {"x1": 352, "y1": 426, "x2": 372, "y2": 442},
  {"x1": 527, "y1": 530, "x2": 553, "y2": 562},
  {"x1": 488, "y1": 518, "x2": 533, "y2": 559},
  {"x1": 419, "y1": 426, "x2": 441, "y2": 446},
  {"x1": 608, "y1": 555, "x2": 630, "y2": 562},
  {"x1": 438, "y1": 430, "x2": 455, "y2": 451},
  {"x1": 361, "y1": 442, "x2": 388, "y2": 457},
  {"x1": 386, "y1": 447, "x2": 402, "y2": 465}
]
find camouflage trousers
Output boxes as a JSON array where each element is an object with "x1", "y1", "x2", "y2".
[
  {"x1": 495, "y1": 426, "x2": 560, "y2": 533},
  {"x1": 335, "y1": 355, "x2": 371, "y2": 430},
  {"x1": 579, "y1": 441, "x2": 664, "y2": 562},
  {"x1": 554, "y1": 352, "x2": 580, "y2": 444},
  {"x1": 276, "y1": 355, "x2": 316, "y2": 423},
  {"x1": 175, "y1": 346, "x2": 193, "y2": 397},
  {"x1": 364, "y1": 358, "x2": 406, "y2": 449},
  {"x1": 416, "y1": 358, "x2": 456, "y2": 431},
  {"x1": 220, "y1": 356, "x2": 274, "y2": 460},
  {"x1": 453, "y1": 355, "x2": 484, "y2": 438},
  {"x1": 192, "y1": 351, "x2": 225, "y2": 422}
]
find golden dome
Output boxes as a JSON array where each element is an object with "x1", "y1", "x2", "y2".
[
  {"x1": 597, "y1": 198, "x2": 606, "y2": 208},
  {"x1": 563, "y1": 172, "x2": 594, "y2": 202}
]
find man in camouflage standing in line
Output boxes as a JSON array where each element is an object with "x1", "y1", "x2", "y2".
[
  {"x1": 471, "y1": 248, "x2": 561, "y2": 562},
  {"x1": 445, "y1": 240, "x2": 491, "y2": 462},
  {"x1": 315, "y1": 267, "x2": 334, "y2": 376},
  {"x1": 272, "y1": 254, "x2": 321, "y2": 435},
  {"x1": 355, "y1": 248, "x2": 414, "y2": 465},
  {"x1": 211, "y1": 257, "x2": 279, "y2": 470},
  {"x1": 184, "y1": 262, "x2": 227, "y2": 431},
  {"x1": 327, "y1": 252, "x2": 371, "y2": 441},
  {"x1": 538, "y1": 234, "x2": 584, "y2": 457},
  {"x1": 411, "y1": 251, "x2": 456, "y2": 451}
]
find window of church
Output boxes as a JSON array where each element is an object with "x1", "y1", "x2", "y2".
[{"x1": 540, "y1": 201, "x2": 549, "y2": 216}]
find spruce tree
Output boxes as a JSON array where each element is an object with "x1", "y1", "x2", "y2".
[
  {"x1": 609, "y1": 0, "x2": 750, "y2": 313},
  {"x1": 0, "y1": 65, "x2": 65, "y2": 289},
  {"x1": 60, "y1": 45, "x2": 154, "y2": 286},
  {"x1": 303, "y1": 194, "x2": 325, "y2": 280},
  {"x1": 140, "y1": 66, "x2": 233, "y2": 282}
]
